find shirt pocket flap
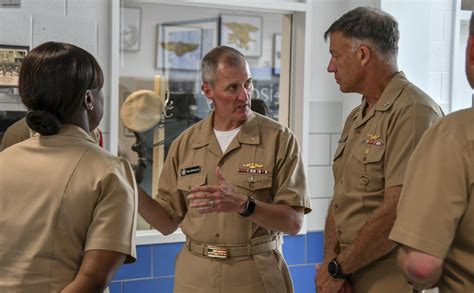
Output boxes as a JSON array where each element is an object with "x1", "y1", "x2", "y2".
[
  {"x1": 177, "y1": 173, "x2": 207, "y2": 192},
  {"x1": 354, "y1": 146, "x2": 385, "y2": 163},
  {"x1": 235, "y1": 174, "x2": 273, "y2": 191},
  {"x1": 333, "y1": 134, "x2": 348, "y2": 161}
]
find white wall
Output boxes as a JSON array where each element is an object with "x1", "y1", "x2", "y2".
[
  {"x1": 120, "y1": 3, "x2": 282, "y2": 79},
  {"x1": 0, "y1": 0, "x2": 113, "y2": 149}
]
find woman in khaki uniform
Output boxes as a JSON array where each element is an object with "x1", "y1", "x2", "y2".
[
  {"x1": 390, "y1": 11, "x2": 474, "y2": 292},
  {"x1": 138, "y1": 46, "x2": 311, "y2": 293},
  {"x1": 0, "y1": 42, "x2": 137, "y2": 292}
]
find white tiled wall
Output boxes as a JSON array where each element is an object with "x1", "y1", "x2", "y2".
[{"x1": 428, "y1": 0, "x2": 454, "y2": 113}]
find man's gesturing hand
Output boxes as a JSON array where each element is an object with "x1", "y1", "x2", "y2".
[{"x1": 187, "y1": 167, "x2": 248, "y2": 214}]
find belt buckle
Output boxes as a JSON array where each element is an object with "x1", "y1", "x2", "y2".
[{"x1": 207, "y1": 245, "x2": 228, "y2": 258}]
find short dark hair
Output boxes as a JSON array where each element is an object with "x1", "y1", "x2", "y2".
[
  {"x1": 201, "y1": 46, "x2": 246, "y2": 86},
  {"x1": 19, "y1": 42, "x2": 103, "y2": 135},
  {"x1": 324, "y1": 7, "x2": 399, "y2": 57}
]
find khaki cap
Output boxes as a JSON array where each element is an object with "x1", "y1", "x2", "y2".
[{"x1": 120, "y1": 90, "x2": 164, "y2": 132}]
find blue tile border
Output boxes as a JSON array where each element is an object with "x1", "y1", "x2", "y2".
[
  {"x1": 109, "y1": 281, "x2": 122, "y2": 293},
  {"x1": 113, "y1": 245, "x2": 152, "y2": 281},
  {"x1": 289, "y1": 264, "x2": 316, "y2": 293},
  {"x1": 283, "y1": 234, "x2": 307, "y2": 265},
  {"x1": 152, "y1": 242, "x2": 184, "y2": 277},
  {"x1": 122, "y1": 277, "x2": 174, "y2": 293},
  {"x1": 306, "y1": 231, "x2": 324, "y2": 264}
]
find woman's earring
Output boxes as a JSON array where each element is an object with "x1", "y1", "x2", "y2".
[{"x1": 87, "y1": 104, "x2": 94, "y2": 111}]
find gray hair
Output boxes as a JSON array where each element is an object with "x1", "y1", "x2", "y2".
[
  {"x1": 201, "y1": 46, "x2": 246, "y2": 86},
  {"x1": 324, "y1": 7, "x2": 399, "y2": 59}
]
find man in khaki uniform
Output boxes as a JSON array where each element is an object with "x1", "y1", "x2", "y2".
[
  {"x1": 138, "y1": 46, "x2": 311, "y2": 293},
  {"x1": 389, "y1": 11, "x2": 474, "y2": 292},
  {"x1": 315, "y1": 7, "x2": 443, "y2": 293}
]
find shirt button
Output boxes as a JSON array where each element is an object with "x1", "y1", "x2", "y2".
[
  {"x1": 215, "y1": 233, "x2": 220, "y2": 238},
  {"x1": 251, "y1": 137, "x2": 255, "y2": 140},
  {"x1": 334, "y1": 203, "x2": 339, "y2": 209},
  {"x1": 338, "y1": 229, "x2": 342, "y2": 234},
  {"x1": 339, "y1": 179, "x2": 343, "y2": 184}
]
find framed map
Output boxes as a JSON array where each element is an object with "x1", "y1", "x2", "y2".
[
  {"x1": 156, "y1": 24, "x2": 203, "y2": 71},
  {"x1": 220, "y1": 14, "x2": 262, "y2": 57}
]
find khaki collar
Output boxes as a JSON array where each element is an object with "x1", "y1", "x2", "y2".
[
  {"x1": 192, "y1": 111, "x2": 260, "y2": 149},
  {"x1": 373, "y1": 71, "x2": 409, "y2": 112},
  {"x1": 56, "y1": 124, "x2": 96, "y2": 144},
  {"x1": 353, "y1": 71, "x2": 409, "y2": 125}
]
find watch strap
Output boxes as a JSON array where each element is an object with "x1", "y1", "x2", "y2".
[{"x1": 239, "y1": 196, "x2": 256, "y2": 217}]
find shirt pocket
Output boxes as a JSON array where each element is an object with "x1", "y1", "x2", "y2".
[
  {"x1": 177, "y1": 173, "x2": 207, "y2": 218},
  {"x1": 352, "y1": 146, "x2": 385, "y2": 192},
  {"x1": 177, "y1": 173, "x2": 207, "y2": 193},
  {"x1": 234, "y1": 174, "x2": 273, "y2": 202}
]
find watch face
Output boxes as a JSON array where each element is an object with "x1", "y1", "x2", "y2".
[{"x1": 328, "y1": 260, "x2": 339, "y2": 276}]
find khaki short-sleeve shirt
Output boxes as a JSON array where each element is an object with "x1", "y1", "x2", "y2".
[
  {"x1": 157, "y1": 112, "x2": 311, "y2": 244},
  {"x1": 332, "y1": 72, "x2": 443, "y2": 244},
  {"x1": 155, "y1": 112, "x2": 310, "y2": 292},
  {"x1": 1, "y1": 117, "x2": 102, "y2": 151},
  {"x1": 390, "y1": 107, "x2": 474, "y2": 292},
  {"x1": 0, "y1": 125, "x2": 137, "y2": 292}
]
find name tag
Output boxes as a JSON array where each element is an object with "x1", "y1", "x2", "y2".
[{"x1": 180, "y1": 166, "x2": 201, "y2": 176}]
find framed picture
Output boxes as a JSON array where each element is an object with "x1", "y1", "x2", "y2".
[
  {"x1": 220, "y1": 14, "x2": 262, "y2": 57},
  {"x1": 0, "y1": 45, "x2": 29, "y2": 88},
  {"x1": 120, "y1": 7, "x2": 141, "y2": 52},
  {"x1": 156, "y1": 24, "x2": 203, "y2": 71},
  {"x1": 273, "y1": 34, "x2": 281, "y2": 75}
]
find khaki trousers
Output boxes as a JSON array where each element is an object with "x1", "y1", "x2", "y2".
[{"x1": 174, "y1": 247, "x2": 293, "y2": 293}]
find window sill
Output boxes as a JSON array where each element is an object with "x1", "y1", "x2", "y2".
[{"x1": 136, "y1": 228, "x2": 185, "y2": 245}]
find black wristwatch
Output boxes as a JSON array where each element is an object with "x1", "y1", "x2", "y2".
[
  {"x1": 328, "y1": 258, "x2": 351, "y2": 279},
  {"x1": 239, "y1": 196, "x2": 256, "y2": 217}
]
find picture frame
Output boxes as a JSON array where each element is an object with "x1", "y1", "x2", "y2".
[
  {"x1": 220, "y1": 14, "x2": 262, "y2": 57},
  {"x1": 156, "y1": 24, "x2": 203, "y2": 71},
  {"x1": 273, "y1": 34, "x2": 281, "y2": 75},
  {"x1": 0, "y1": 45, "x2": 29, "y2": 88},
  {"x1": 120, "y1": 7, "x2": 141, "y2": 52}
]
